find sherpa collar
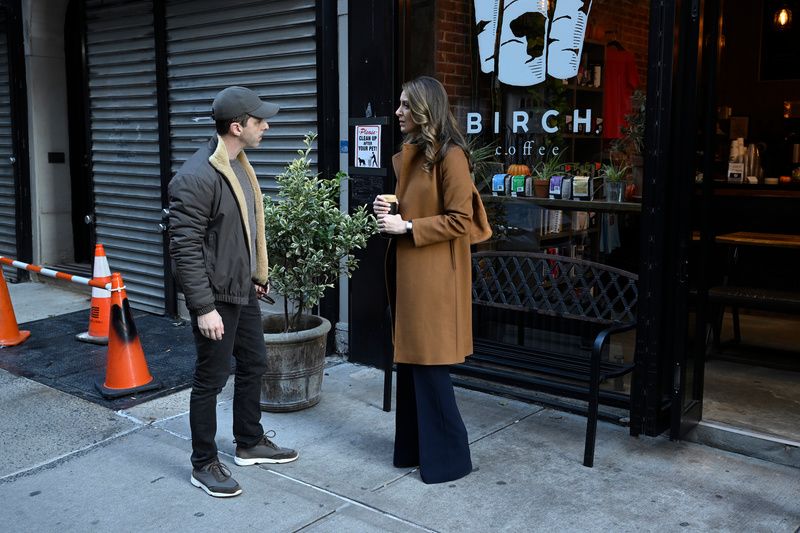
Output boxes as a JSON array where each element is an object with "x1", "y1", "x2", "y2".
[{"x1": 208, "y1": 135, "x2": 269, "y2": 284}]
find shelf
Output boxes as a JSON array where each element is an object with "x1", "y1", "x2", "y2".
[
  {"x1": 482, "y1": 195, "x2": 642, "y2": 213},
  {"x1": 539, "y1": 227, "x2": 599, "y2": 242},
  {"x1": 562, "y1": 82, "x2": 603, "y2": 92},
  {"x1": 563, "y1": 133, "x2": 603, "y2": 140}
]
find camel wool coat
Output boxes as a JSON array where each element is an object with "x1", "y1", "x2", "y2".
[{"x1": 391, "y1": 143, "x2": 490, "y2": 365}]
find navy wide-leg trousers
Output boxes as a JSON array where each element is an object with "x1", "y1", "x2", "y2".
[{"x1": 393, "y1": 363, "x2": 472, "y2": 484}]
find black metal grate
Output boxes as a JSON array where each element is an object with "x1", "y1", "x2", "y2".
[{"x1": 472, "y1": 252, "x2": 638, "y2": 325}]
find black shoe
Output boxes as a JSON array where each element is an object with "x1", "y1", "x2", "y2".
[
  {"x1": 234, "y1": 431, "x2": 299, "y2": 466},
  {"x1": 190, "y1": 460, "x2": 242, "y2": 498}
]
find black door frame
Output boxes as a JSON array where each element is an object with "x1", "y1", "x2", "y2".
[
  {"x1": 632, "y1": 0, "x2": 691, "y2": 437},
  {"x1": 315, "y1": 0, "x2": 341, "y2": 352},
  {"x1": 667, "y1": 0, "x2": 707, "y2": 439},
  {"x1": 152, "y1": 0, "x2": 176, "y2": 318},
  {"x1": 4, "y1": 0, "x2": 30, "y2": 277},
  {"x1": 65, "y1": 0, "x2": 95, "y2": 265}
]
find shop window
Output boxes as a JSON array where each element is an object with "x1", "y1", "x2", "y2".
[{"x1": 410, "y1": 1, "x2": 651, "y2": 272}]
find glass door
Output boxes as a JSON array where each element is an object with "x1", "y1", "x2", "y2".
[{"x1": 670, "y1": 0, "x2": 719, "y2": 439}]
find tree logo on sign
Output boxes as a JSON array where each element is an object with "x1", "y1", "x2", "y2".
[{"x1": 474, "y1": 0, "x2": 592, "y2": 87}]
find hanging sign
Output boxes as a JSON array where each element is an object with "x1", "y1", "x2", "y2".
[{"x1": 355, "y1": 125, "x2": 381, "y2": 168}]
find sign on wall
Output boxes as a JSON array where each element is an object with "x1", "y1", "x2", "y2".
[
  {"x1": 355, "y1": 125, "x2": 381, "y2": 168},
  {"x1": 474, "y1": 0, "x2": 592, "y2": 86}
]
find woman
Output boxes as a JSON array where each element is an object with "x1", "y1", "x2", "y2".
[{"x1": 373, "y1": 76, "x2": 490, "y2": 484}]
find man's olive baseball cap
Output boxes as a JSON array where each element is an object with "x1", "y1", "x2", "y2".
[{"x1": 211, "y1": 86, "x2": 279, "y2": 120}]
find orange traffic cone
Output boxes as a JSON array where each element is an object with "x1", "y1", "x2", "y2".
[
  {"x1": 76, "y1": 244, "x2": 111, "y2": 345},
  {"x1": 96, "y1": 272, "x2": 160, "y2": 398},
  {"x1": 0, "y1": 274, "x2": 30, "y2": 346}
]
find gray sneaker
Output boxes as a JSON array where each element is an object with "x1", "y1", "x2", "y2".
[
  {"x1": 190, "y1": 460, "x2": 242, "y2": 498},
  {"x1": 234, "y1": 431, "x2": 299, "y2": 466}
]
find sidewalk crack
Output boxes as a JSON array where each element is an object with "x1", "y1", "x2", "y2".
[
  {"x1": 469, "y1": 406, "x2": 546, "y2": 446},
  {"x1": 267, "y1": 469, "x2": 438, "y2": 532}
]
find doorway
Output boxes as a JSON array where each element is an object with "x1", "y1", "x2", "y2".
[
  {"x1": 64, "y1": 0, "x2": 93, "y2": 268},
  {"x1": 685, "y1": 0, "x2": 800, "y2": 447}
]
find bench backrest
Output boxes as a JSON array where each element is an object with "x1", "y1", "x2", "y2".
[{"x1": 472, "y1": 251, "x2": 638, "y2": 326}]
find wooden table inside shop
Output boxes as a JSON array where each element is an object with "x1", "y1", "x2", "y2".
[
  {"x1": 714, "y1": 232, "x2": 800, "y2": 249},
  {"x1": 707, "y1": 231, "x2": 800, "y2": 347}
]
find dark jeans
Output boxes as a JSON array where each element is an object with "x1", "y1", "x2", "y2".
[
  {"x1": 189, "y1": 290, "x2": 266, "y2": 468},
  {"x1": 394, "y1": 363, "x2": 473, "y2": 484}
]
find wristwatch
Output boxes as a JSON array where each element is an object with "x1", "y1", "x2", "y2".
[{"x1": 406, "y1": 220, "x2": 413, "y2": 233}]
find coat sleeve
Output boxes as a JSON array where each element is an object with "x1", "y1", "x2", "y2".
[
  {"x1": 167, "y1": 173, "x2": 216, "y2": 315},
  {"x1": 410, "y1": 148, "x2": 473, "y2": 247}
]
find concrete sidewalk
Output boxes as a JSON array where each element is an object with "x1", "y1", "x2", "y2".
[{"x1": 1, "y1": 281, "x2": 799, "y2": 532}]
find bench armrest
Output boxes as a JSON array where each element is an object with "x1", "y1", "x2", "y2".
[
  {"x1": 592, "y1": 322, "x2": 637, "y2": 365},
  {"x1": 584, "y1": 320, "x2": 636, "y2": 467}
]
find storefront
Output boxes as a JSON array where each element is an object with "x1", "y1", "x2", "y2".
[
  {"x1": 347, "y1": 0, "x2": 800, "y2": 449},
  {"x1": 1, "y1": 0, "x2": 796, "y2": 451}
]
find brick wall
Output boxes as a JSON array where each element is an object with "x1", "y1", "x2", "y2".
[
  {"x1": 589, "y1": 1, "x2": 651, "y2": 88},
  {"x1": 435, "y1": 0, "x2": 474, "y2": 100}
]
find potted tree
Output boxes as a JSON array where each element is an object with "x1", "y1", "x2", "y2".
[{"x1": 261, "y1": 133, "x2": 378, "y2": 412}]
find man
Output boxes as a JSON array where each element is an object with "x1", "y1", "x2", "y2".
[{"x1": 168, "y1": 86, "x2": 298, "y2": 498}]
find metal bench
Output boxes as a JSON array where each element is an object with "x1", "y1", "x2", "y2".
[{"x1": 460, "y1": 251, "x2": 638, "y2": 467}]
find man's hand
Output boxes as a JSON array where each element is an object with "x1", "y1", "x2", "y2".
[
  {"x1": 197, "y1": 309, "x2": 224, "y2": 340},
  {"x1": 255, "y1": 282, "x2": 275, "y2": 304},
  {"x1": 255, "y1": 282, "x2": 269, "y2": 297}
]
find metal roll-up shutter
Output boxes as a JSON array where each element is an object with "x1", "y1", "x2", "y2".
[
  {"x1": 165, "y1": 0, "x2": 318, "y2": 194},
  {"x1": 0, "y1": 13, "x2": 18, "y2": 281},
  {"x1": 85, "y1": 0, "x2": 165, "y2": 313}
]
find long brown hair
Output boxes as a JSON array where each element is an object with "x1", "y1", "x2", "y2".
[{"x1": 401, "y1": 76, "x2": 471, "y2": 173}]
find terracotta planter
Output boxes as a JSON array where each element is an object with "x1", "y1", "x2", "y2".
[
  {"x1": 533, "y1": 179, "x2": 550, "y2": 198},
  {"x1": 260, "y1": 314, "x2": 331, "y2": 412}
]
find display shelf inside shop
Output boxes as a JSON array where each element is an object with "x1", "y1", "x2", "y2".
[
  {"x1": 539, "y1": 227, "x2": 600, "y2": 243},
  {"x1": 481, "y1": 195, "x2": 643, "y2": 213}
]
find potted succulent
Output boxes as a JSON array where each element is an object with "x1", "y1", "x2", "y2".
[
  {"x1": 261, "y1": 133, "x2": 378, "y2": 412},
  {"x1": 601, "y1": 161, "x2": 630, "y2": 202},
  {"x1": 533, "y1": 151, "x2": 564, "y2": 198}
]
